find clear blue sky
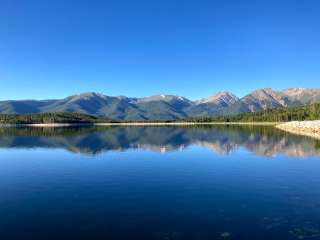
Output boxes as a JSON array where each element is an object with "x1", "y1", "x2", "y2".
[{"x1": 1, "y1": 0, "x2": 319, "y2": 100}]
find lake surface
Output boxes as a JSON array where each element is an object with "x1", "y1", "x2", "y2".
[{"x1": 0, "y1": 125, "x2": 320, "y2": 240}]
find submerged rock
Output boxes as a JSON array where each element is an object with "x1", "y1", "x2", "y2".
[
  {"x1": 220, "y1": 232, "x2": 231, "y2": 238},
  {"x1": 289, "y1": 226, "x2": 320, "y2": 239}
]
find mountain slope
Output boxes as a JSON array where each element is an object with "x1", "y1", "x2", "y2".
[
  {"x1": 0, "y1": 88, "x2": 320, "y2": 120},
  {"x1": 44, "y1": 93, "x2": 152, "y2": 120},
  {"x1": 197, "y1": 91, "x2": 239, "y2": 107},
  {"x1": 224, "y1": 88, "x2": 320, "y2": 115},
  {"x1": 133, "y1": 95, "x2": 192, "y2": 120},
  {"x1": 0, "y1": 100, "x2": 55, "y2": 114},
  {"x1": 283, "y1": 88, "x2": 320, "y2": 105},
  {"x1": 185, "y1": 91, "x2": 240, "y2": 117}
]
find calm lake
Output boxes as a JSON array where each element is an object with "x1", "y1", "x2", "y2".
[{"x1": 0, "y1": 125, "x2": 320, "y2": 240}]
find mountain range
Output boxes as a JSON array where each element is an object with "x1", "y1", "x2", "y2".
[{"x1": 1, "y1": 88, "x2": 320, "y2": 120}]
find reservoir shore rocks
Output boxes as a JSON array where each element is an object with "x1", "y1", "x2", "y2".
[{"x1": 276, "y1": 120, "x2": 320, "y2": 139}]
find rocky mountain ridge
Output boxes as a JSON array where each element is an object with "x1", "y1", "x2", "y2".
[{"x1": 1, "y1": 88, "x2": 319, "y2": 120}]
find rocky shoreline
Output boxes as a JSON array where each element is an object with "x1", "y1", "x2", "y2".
[{"x1": 276, "y1": 120, "x2": 320, "y2": 139}]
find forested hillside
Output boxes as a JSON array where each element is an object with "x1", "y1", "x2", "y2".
[
  {"x1": 0, "y1": 112, "x2": 106, "y2": 124},
  {"x1": 0, "y1": 103, "x2": 319, "y2": 124},
  {"x1": 182, "y1": 103, "x2": 320, "y2": 122}
]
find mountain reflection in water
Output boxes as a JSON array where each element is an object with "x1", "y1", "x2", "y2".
[{"x1": 0, "y1": 125, "x2": 319, "y2": 157}]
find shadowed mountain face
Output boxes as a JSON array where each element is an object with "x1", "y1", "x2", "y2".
[
  {"x1": 0, "y1": 88, "x2": 320, "y2": 120},
  {"x1": 0, "y1": 125, "x2": 319, "y2": 157}
]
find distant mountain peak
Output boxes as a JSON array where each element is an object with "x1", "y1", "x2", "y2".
[
  {"x1": 64, "y1": 92, "x2": 110, "y2": 105},
  {"x1": 198, "y1": 91, "x2": 239, "y2": 106},
  {"x1": 241, "y1": 88, "x2": 287, "y2": 111},
  {"x1": 215, "y1": 91, "x2": 238, "y2": 98},
  {"x1": 251, "y1": 88, "x2": 276, "y2": 95},
  {"x1": 77, "y1": 92, "x2": 106, "y2": 98},
  {"x1": 284, "y1": 88, "x2": 318, "y2": 96},
  {"x1": 138, "y1": 94, "x2": 191, "y2": 103}
]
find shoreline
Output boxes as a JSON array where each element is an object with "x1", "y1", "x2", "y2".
[
  {"x1": 1, "y1": 120, "x2": 319, "y2": 140},
  {"x1": 96, "y1": 122, "x2": 278, "y2": 126},
  {"x1": 0, "y1": 122, "x2": 279, "y2": 127},
  {"x1": 276, "y1": 120, "x2": 320, "y2": 140}
]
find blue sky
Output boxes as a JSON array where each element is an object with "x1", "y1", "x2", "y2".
[{"x1": 0, "y1": 0, "x2": 320, "y2": 100}]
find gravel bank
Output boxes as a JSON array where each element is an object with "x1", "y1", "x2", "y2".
[{"x1": 276, "y1": 120, "x2": 320, "y2": 139}]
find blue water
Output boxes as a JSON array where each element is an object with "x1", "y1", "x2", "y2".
[{"x1": 0, "y1": 126, "x2": 320, "y2": 240}]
